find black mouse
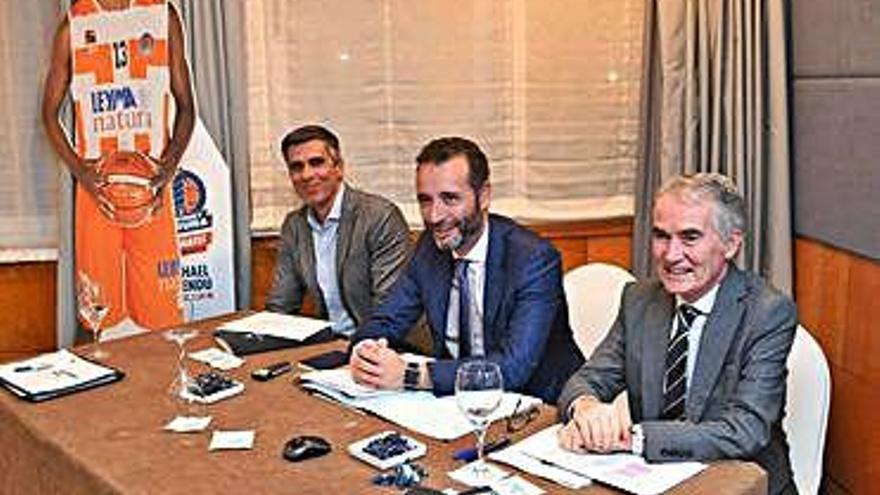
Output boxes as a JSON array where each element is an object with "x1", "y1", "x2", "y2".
[{"x1": 282, "y1": 435, "x2": 332, "y2": 462}]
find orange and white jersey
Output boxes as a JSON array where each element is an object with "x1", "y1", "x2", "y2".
[{"x1": 69, "y1": 0, "x2": 170, "y2": 161}]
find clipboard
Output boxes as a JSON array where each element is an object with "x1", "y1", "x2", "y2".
[{"x1": 0, "y1": 350, "x2": 124, "y2": 403}]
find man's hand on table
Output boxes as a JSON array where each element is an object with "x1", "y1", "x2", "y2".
[
  {"x1": 349, "y1": 338, "x2": 406, "y2": 390},
  {"x1": 558, "y1": 395, "x2": 633, "y2": 454}
]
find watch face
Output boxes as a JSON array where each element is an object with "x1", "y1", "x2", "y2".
[{"x1": 404, "y1": 363, "x2": 420, "y2": 389}]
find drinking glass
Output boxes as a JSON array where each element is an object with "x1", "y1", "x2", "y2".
[
  {"x1": 455, "y1": 360, "x2": 504, "y2": 479},
  {"x1": 77, "y1": 272, "x2": 110, "y2": 360},
  {"x1": 163, "y1": 328, "x2": 199, "y2": 404}
]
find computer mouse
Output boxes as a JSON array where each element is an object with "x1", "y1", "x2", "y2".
[{"x1": 282, "y1": 435, "x2": 332, "y2": 462}]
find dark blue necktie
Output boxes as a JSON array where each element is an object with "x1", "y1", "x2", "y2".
[
  {"x1": 661, "y1": 304, "x2": 701, "y2": 420},
  {"x1": 455, "y1": 259, "x2": 471, "y2": 358}
]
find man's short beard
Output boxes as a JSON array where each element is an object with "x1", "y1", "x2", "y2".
[{"x1": 430, "y1": 207, "x2": 484, "y2": 252}]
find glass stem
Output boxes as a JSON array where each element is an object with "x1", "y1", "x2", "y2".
[
  {"x1": 476, "y1": 425, "x2": 488, "y2": 465},
  {"x1": 93, "y1": 322, "x2": 101, "y2": 355},
  {"x1": 178, "y1": 345, "x2": 187, "y2": 388}
]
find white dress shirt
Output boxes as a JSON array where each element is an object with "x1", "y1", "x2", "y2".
[{"x1": 673, "y1": 283, "x2": 720, "y2": 389}]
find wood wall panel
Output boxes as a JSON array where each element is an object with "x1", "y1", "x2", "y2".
[
  {"x1": 794, "y1": 239, "x2": 851, "y2": 363},
  {"x1": 794, "y1": 238, "x2": 880, "y2": 494},
  {"x1": 250, "y1": 236, "x2": 280, "y2": 311},
  {"x1": 532, "y1": 217, "x2": 633, "y2": 272},
  {"x1": 0, "y1": 262, "x2": 56, "y2": 363}
]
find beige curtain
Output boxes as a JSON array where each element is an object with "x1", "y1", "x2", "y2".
[
  {"x1": 244, "y1": 0, "x2": 644, "y2": 232},
  {"x1": 633, "y1": 0, "x2": 792, "y2": 294},
  {"x1": 0, "y1": 2, "x2": 61, "y2": 255}
]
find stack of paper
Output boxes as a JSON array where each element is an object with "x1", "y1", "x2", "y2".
[
  {"x1": 299, "y1": 368, "x2": 542, "y2": 440},
  {"x1": 0, "y1": 349, "x2": 124, "y2": 402},
  {"x1": 491, "y1": 425, "x2": 706, "y2": 495},
  {"x1": 299, "y1": 367, "x2": 400, "y2": 401}
]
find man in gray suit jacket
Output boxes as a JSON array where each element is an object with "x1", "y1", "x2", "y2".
[
  {"x1": 558, "y1": 173, "x2": 798, "y2": 495},
  {"x1": 265, "y1": 125, "x2": 410, "y2": 336}
]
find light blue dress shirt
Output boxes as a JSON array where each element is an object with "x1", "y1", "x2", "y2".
[{"x1": 307, "y1": 184, "x2": 355, "y2": 335}]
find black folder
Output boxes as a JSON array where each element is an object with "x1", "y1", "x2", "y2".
[
  {"x1": 0, "y1": 354, "x2": 124, "y2": 403},
  {"x1": 213, "y1": 326, "x2": 335, "y2": 356}
]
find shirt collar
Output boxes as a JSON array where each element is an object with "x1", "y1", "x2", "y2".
[
  {"x1": 452, "y1": 215, "x2": 489, "y2": 264},
  {"x1": 675, "y1": 281, "x2": 720, "y2": 316},
  {"x1": 307, "y1": 182, "x2": 346, "y2": 230}
]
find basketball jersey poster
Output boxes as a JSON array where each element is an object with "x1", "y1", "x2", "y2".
[{"x1": 173, "y1": 118, "x2": 236, "y2": 321}]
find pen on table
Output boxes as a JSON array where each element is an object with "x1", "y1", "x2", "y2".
[
  {"x1": 458, "y1": 486, "x2": 493, "y2": 495},
  {"x1": 452, "y1": 437, "x2": 512, "y2": 462},
  {"x1": 252, "y1": 361, "x2": 292, "y2": 381},
  {"x1": 13, "y1": 363, "x2": 52, "y2": 373}
]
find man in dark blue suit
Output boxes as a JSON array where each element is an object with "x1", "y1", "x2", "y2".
[{"x1": 349, "y1": 137, "x2": 583, "y2": 403}]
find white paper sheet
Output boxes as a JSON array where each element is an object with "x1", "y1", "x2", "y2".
[
  {"x1": 189, "y1": 347, "x2": 244, "y2": 370},
  {"x1": 209, "y1": 430, "x2": 255, "y2": 451},
  {"x1": 490, "y1": 447, "x2": 592, "y2": 489},
  {"x1": 164, "y1": 415, "x2": 212, "y2": 433},
  {"x1": 502, "y1": 425, "x2": 706, "y2": 495},
  {"x1": 300, "y1": 368, "x2": 403, "y2": 400},
  {"x1": 299, "y1": 367, "x2": 542, "y2": 440},
  {"x1": 216, "y1": 312, "x2": 330, "y2": 340},
  {"x1": 490, "y1": 475, "x2": 545, "y2": 495},
  {"x1": 448, "y1": 461, "x2": 510, "y2": 487}
]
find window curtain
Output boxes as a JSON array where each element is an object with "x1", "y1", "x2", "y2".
[
  {"x1": 0, "y1": 2, "x2": 61, "y2": 257},
  {"x1": 176, "y1": 0, "x2": 252, "y2": 309},
  {"x1": 633, "y1": 0, "x2": 793, "y2": 294},
  {"x1": 244, "y1": 0, "x2": 644, "y2": 231}
]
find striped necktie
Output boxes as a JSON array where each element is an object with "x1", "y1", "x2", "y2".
[{"x1": 661, "y1": 304, "x2": 702, "y2": 420}]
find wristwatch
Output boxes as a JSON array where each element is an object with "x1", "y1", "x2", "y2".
[{"x1": 403, "y1": 361, "x2": 420, "y2": 390}]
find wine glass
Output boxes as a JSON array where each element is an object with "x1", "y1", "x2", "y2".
[
  {"x1": 455, "y1": 360, "x2": 504, "y2": 480},
  {"x1": 163, "y1": 328, "x2": 199, "y2": 406},
  {"x1": 77, "y1": 272, "x2": 110, "y2": 360}
]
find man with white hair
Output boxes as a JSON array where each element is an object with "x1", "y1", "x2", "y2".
[{"x1": 557, "y1": 173, "x2": 798, "y2": 495}]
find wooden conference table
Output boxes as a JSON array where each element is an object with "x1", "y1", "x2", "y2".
[{"x1": 0, "y1": 315, "x2": 767, "y2": 494}]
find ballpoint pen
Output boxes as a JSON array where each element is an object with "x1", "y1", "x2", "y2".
[
  {"x1": 452, "y1": 437, "x2": 512, "y2": 462},
  {"x1": 458, "y1": 486, "x2": 493, "y2": 495},
  {"x1": 13, "y1": 363, "x2": 52, "y2": 373}
]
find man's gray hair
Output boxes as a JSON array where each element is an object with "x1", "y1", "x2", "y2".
[{"x1": 656, "y1": 173, "x2": 747, "y2": 241}]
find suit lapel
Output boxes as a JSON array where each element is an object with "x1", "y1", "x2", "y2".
[
  {"x1": 686, "y1": 267, "x2": 747, "y2": 419},
  {"x1": 640, "y1": 288, "x2": 674, "y2": 420},
  {"x1": 335, "y1": 188, "x2": 356, "y2": 279},
  {"x1": 423, "y1": 240, "x2": 454, "y2": 357},
  {"x1": 296, "y1": 214, "x2": 322, "y2": 307},
  {"x1": 482, "y1": 218, "x2": 505, "y2": 347}
]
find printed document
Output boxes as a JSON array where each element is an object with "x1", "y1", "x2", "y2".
[{"x1": 494, "y1": 424, "x2": 706, "y2": 495}]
